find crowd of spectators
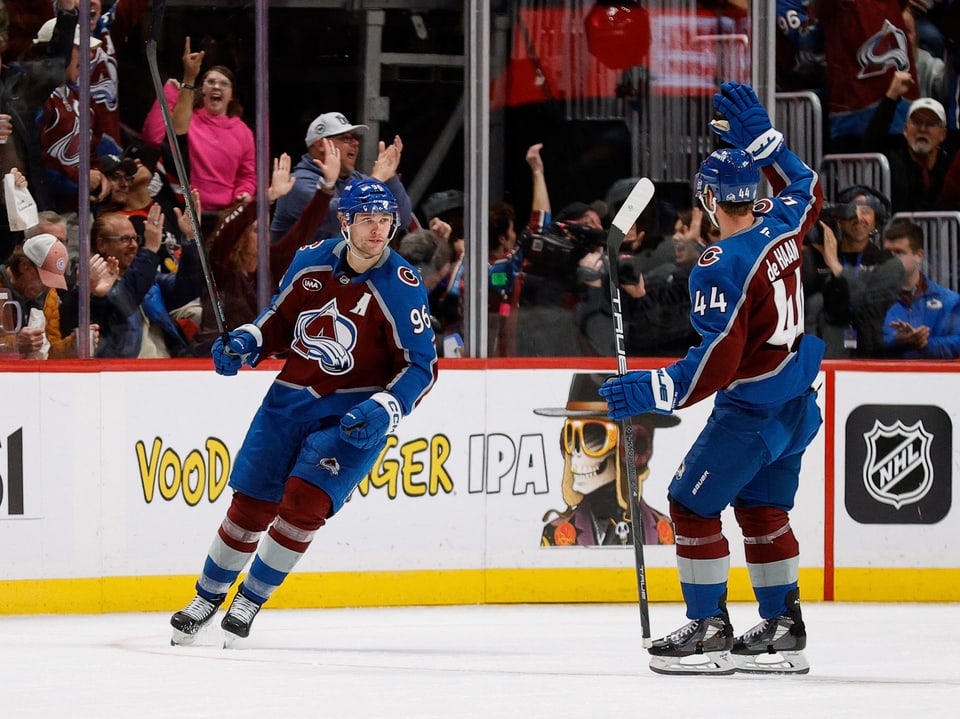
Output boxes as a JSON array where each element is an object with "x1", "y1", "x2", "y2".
[
  {"x1": 1, "y1": 1, "x2": 959, "y2": 362},
  {"x1": 771, "y1": 0, "x2": 960, "y2": 359},
  {"x1": 0, "y1": 1, "x2": 423, "y2": 361}
]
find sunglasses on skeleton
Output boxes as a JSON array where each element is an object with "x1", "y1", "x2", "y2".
[{"x1": 562, "y1": 418, "x2": 619, "y2": 458}]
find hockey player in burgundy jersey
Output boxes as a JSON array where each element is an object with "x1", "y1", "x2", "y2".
[
  {"x1": 170, "y1": 180, "x2": 437, "y2": 646},
  {"x1": 600, "y1": 82, "x2": 824, "y2": 675}
]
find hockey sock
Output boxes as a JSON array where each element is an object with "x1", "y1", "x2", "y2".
[
  {"x1": 670, "y1": 500, "x2": 730, "y2": 620},
  {"x1": 196, "y1": 492, "x2": 279, "y2": 601},
  {"x1": 241, "y1": 478, "x2": 333, "y2": 605},
  {"x1": 734, "y1": 506, "x2": 800, "y2": 619}
]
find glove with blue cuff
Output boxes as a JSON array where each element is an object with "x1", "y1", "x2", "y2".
[
  {"x1": 710, "y1": 81, "x2": 784, "y2": 166},
  {"x1": 211, "y1": 328, "x2": 261, "y2": 376},
  {"x1": 340, "y1": 392, "x2": 403, "y2": 449},
  {"x1": 598, "y1": 368, "x2": 677, "y2": 420}
]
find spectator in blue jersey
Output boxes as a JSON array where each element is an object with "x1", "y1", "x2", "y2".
[
  {"x1": 882, "y1": 219, "x2": 960, "y2": 359},
  {"x1": 170, "y1": 179, "x2": 437, "y2": 647},
  {"x1": 269, "y1": 111, "x2": 412, "y2": 242},
  {"x1": 600, "y1": 82, "x2": 824, "y2": 675},
  {"x1": 774, "y1": 0, "x2": 824, "y2": 93}
]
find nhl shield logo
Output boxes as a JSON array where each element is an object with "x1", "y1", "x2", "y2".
[{"x1": 862, "y1": 419, "x2": 933, "y2": 510}]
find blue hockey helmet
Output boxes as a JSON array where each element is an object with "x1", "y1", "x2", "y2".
[
  {"x1": 694, "y1": 149, "x2": 759, "y2": 229},
  {"x1": 338, "y1": 179, "x2": 400, "y2": 240},
  {"x1": 695, "y1": 148, "x2": 759, "y2": 204}
]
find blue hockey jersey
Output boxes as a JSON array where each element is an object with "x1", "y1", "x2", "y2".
[{"x1": 669, "y1": 147, "x2": 825, "y2": 410}]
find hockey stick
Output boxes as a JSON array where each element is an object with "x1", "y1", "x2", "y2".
[
  {"x1": 145, "y1": 0, "x2": 229, "y2": 345},
  {"x1": 605, "y1": 177, "x2": 656, "y2": 647}
]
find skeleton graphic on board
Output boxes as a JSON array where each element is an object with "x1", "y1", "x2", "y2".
[{"x1": 537, "y1": 373, "x2": 679, "y2": 546}]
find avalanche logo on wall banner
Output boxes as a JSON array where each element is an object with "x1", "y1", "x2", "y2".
[{"x1": 845, "y1": 405, "x2": 952, "y2": 524}]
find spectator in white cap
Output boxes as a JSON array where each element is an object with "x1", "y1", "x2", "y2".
[
  {"x1": 270, "y1": 111, "x2": 412, "y2": 242},
  {"x1": 864, "y1": 71, "x2": 954, "y2": 213},
  {"x1": 21, "y1": 233, "x2": 68, "y2": 291},
  {"x1": 0, "y1": 233, "x2": 66, "y2": 358},
  {"x1": 0, "y1": 231, "x2": 116, "y2": 359}
]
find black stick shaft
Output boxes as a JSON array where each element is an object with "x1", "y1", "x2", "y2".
[
  {"x1": 607, "y1": 241, "x2": 652, "y2": 645},
  {"x1": 605, "y1": 177, "x2": 656, "y2": 646}
]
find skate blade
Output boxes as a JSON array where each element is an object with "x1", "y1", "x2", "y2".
[
  {"x1": 733, "y1": 650, "x2": 809, "y2": 675},
  {"x1": 222, "y1": 630, "x2": 246, "y2": 649},
  {"x1": 649, "y1": 651, "x2": 735, "y2": 676},
  {"x1": 170, "y1": 628, "x2": 199, "y2": 646}
]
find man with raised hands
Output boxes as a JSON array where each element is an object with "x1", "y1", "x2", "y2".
[
  {"x1": 170, "y1": 179, "x2": 437, "y2": 647},
  {"x1": 599, "y1": 82, "x2": 824, "y2": 675}
]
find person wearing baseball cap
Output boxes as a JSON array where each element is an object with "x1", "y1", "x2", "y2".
[
  {"x1": 22, "y1": 233, "x2": 68, "y2": 291},
  {"x1": 303, "y1": 112, "x2": 368, "y2": 148},
  {"x1": 0, "y1": 234, "x2": 69, "y2": 358},
  {"x1": 864, "y1": 70, "x2": 953, "y2": 214},
  {"x1": 33, "y1": 16, "x2": 103, "y2": 50},
  {"x1": 270, "y1": 111, "x2": 412, "y2": 242}
]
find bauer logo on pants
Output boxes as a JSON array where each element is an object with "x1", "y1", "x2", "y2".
[{"x1": 845, "y1": 405, "x2": 951, "y2": 524}]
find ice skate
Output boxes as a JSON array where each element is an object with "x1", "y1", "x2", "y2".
[
  {"x1": 170, "y1": 594, "x2": 222, "y2": 646},
  {"x1": 647, "y1": 610, "x2": 735, "y2": 676},
  {"x1": 732, "y1": 591, "x2": 809, "y2": 674},
  {"x1": 221, "y1": 590, "x2": 262, "y2": 647}
]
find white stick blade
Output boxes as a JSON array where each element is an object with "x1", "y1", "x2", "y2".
[{"x1": 611, "y1": 178, "x2": 655, "y2": 235}]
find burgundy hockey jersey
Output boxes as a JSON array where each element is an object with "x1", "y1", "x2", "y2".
[{"x1": 248, "y1": 238, "x2": 438, "y2": 421}]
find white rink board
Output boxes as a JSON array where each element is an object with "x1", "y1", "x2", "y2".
[
  {"x1": 0, "y1": 366, "x2": 828, "y2": 581},
  {"x1": 832, "y1": 371, "x2": 960, "y2": 568}
]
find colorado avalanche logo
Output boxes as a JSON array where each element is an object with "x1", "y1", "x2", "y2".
[
  {"x1": 318, "y1": 458, "x2": 341, "y2": 475},
  {"x1": 698, "y1": 246, "x2": 723, "y2": 267},
  {"x1": 292, "y1": 299, "x2": 357, "y2": 374},
  {"x1": 398, "y1": 266, "x2": 420, "y2": 287},
  {"x1": 863, "y1": 419, "x2": 934, "y2": 509},
  {"x1": 753, "y1": 198, "x2": 774, "y2": 215},
  {"x1": 857, "y1": 20, "x2": 909, "y2": 79}
]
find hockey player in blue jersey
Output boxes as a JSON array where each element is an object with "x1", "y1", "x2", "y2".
[
  {"x1": 600, "y1": 82, "x2": 824, "y2": 675},
  {"x1": 170, "y1": 180, "x2": 437, "y2": 646}
]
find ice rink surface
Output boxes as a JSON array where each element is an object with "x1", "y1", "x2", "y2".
[{"x1": 2, "y1": 602, "x2": 957, "y2": 718}]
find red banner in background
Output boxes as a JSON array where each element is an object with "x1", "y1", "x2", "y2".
[{"x1": 492, "y1": 6, "x2": 749, "y2": 110}]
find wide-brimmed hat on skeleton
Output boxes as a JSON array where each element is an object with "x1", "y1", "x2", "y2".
[{"x1": 534, "y1": 372, "x2": 679, "y2": 511}]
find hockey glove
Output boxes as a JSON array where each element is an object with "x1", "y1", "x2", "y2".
[
  {"x1": 711, "y1": 81, "x2": 784, "y2": 165},
  {"x1": 598, "y1": 368, "x2": 676, "y2": 421},
  {"x1": 211, "y1": 328, "x2": 261, "y2": 376},
  {"x1": 340, "y1": 392, "x2": 403, "y2": 450}
]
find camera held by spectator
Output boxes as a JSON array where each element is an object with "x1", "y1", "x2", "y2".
[{"x1": 520, "y1": 221, "x2": 606, "y2": 277}]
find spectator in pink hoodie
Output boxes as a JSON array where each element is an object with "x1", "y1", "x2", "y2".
[{"x1": 141, "y1": 37, "x2": 255, "y2": 214}]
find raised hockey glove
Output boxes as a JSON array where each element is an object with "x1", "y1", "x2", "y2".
[
  {"x1": 211, "y1": 329, "x2": 261, "y2": 376},
  {"x1": 598, "y1": 368, "x2": 676, "y2": 421},
  {"x1": 340, "y1": 392, "x2": 403, "y2": 449},
  {"x1": 711, "y1": 81, "x2": 784, "y2": 165}
]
